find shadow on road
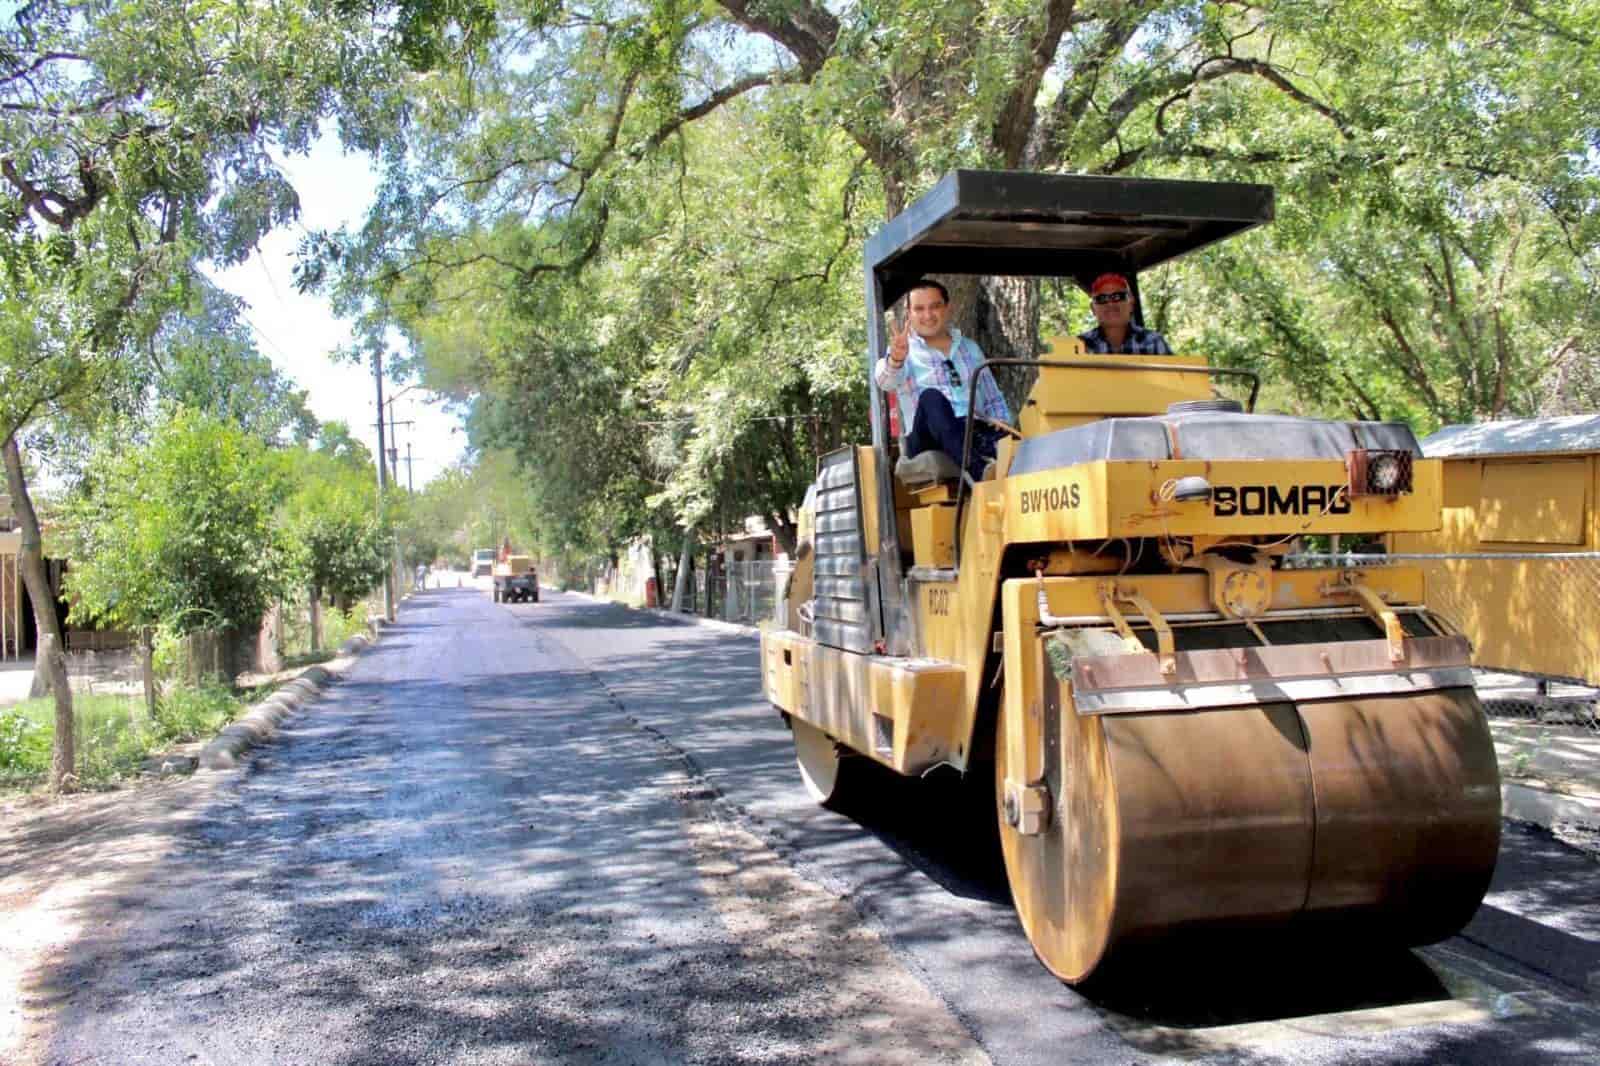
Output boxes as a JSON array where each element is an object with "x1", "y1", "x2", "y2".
[
  {"x1": 523, "y1": 594, "x2": 1600, "y2": 1044},
  {"x1": 12, "y1": 589, "x2": 1596, "y2": 1065},
  {"x1": 17, "y1": 604, "x2": 986, "y2": 1064},
  {"x1": 1082, "y1": 931, "x2": 1450, "y2": 1026}
]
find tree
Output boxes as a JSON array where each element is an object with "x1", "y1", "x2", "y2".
[
  {"x1": 1171, "y1": 192, "x2": 1597, "y2": 433},
  {"x1": 0, "y1": 0, "x2": 436, "y2": 786},
  {"x1": 153, "y1": 286, "x2": 319, "y2": 444},
  {"x1": 314, "y1": 0, "x2": 1598, "y2": 574},
  {"x1": 58, "y1": 409, "x2": 291, "y2": 668},
  {"x1": 314, "y1": 419, "x2": 379, "y2": 473},
  {"x1": 280, "y1": 448, "x2": 391, "y2": 645}
]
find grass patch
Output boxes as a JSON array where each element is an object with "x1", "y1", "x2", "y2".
[
  {"x1": 283, "y1": 649, "x2": 336, "y2": 669},
  {"x1": 322, "y1": 603, "x2": 373, "y2": 649},
  {"x1": 277, "y1": 601, "x2": 373, "y2": 661},
  {"x1": 0, "y1": 681, "x2": 245, "y2": 792}
]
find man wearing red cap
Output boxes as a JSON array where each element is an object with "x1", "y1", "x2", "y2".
[{"x1": 1078, "y1": 272, "x2": 1172, "y2": 355}]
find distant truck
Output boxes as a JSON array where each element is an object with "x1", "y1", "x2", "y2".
[
  {"x1": 471, "y1": 548, "x2": 496, "y2": 577},
  {"x1": 493, "y1": 554, "x2": 540, "y2": 603}
]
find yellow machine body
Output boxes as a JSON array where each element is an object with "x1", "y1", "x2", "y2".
[
  {"x1": 764, "y1": 353, "x2": 1454, "y2": 779},
  {"x1": 1393, "y1": 450, "x2": 1600, "y2": 683},
  {"x1": 763, "y1": 170, "x2": 1500, "y2": 985},
  {"x1": 761, "y1": 355, "x2": 1500, "y2": 983}
]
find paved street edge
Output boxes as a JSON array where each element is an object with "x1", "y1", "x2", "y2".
[
  {"x1": 563, "y1": 589, "x2": 760, "y2": 638},
  {"x1": 198, "y1": 630, "x2": 378, "y2": 771}
]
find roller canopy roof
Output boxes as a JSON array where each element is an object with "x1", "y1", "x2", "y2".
[{"x1": 867, "y1": 170, "x2": 1274, "y2": 307}]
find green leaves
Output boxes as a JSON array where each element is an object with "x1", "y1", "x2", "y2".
[
  {"x1": 59, "y1": 408, "x2": 293, "y2": 635},
  {"x1": 0, "y1": 0, "x2": 425, "y2": 443},
  {"x1": 57, "y1": 407, "x2": 399, "y2": 635},
  {"x1": 281, "y1": 448, "x2": 392, "y2": 604},
  {"x1": 304, "y1": 0, "x2": 1599, "y2": 558}
]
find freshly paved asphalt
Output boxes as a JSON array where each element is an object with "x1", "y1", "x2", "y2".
[
  {"x1": 533, "y1": 590, "x2": 1600, "y2": 1065},
  {"x1": 10, "y1": 586, "x2": 1599, "y2": 1064}
]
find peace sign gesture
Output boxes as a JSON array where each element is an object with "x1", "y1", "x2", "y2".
[{"x1": 888, "y1": 315, "x2": 912, "y2": 366}]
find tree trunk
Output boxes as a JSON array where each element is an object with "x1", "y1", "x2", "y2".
[
  {"x1": 670, "y1": 528, "x2": 695, "y2": 612},
  {"x1": 766, "y1": 512, "x2": 798, "y2": 557},
  {"x1": 309, "y1": 585, "x2": 323, "y2": 652},
  {"x1": 974, "y1": 276, "x2": 1042, "y2": 412},
  {"x1": 3, "y1": 435, "x2": 75, "y2": 790},
  {"x1": 140, "y1": 627, "x2": 157, "y2": 724},
  {"x1": 704, "y1": 550, "x2": 718, "y2": 618}
]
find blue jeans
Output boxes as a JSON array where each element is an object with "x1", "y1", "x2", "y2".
[{"x1": 906, "y1": 390, "x2": 1002, "y2": 481}]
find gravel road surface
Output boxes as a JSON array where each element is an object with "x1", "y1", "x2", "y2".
[{"x1": 3, "y1": 585, "x2": 1597, "y2": 1065}]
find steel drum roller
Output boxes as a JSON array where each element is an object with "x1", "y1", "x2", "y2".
[{"x1": 998, "y1": 673, "x2": 1501, "y2": 983}]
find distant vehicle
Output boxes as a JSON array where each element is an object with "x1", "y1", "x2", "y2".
[
  {"x1": 471, "y1": 548, "x2": 495, "y2": 577},
  {"x1": 493, "y1": 554, "x2": 539, "y2": 603}
]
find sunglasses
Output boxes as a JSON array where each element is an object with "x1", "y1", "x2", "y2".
[
  {"x1": 1091, "y1": 290, "x2": 1130, "y2": 305},
  {"x1": 940, "y1": 359, "x2": 966, "y2": 389}
]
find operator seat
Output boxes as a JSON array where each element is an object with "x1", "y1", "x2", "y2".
[{"x1": 894, "y1": 448, "x2": 963, "y2": 489}]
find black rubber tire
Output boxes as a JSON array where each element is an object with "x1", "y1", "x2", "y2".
[{"x1": 791, "y1": 718, "x2": 877, "y2": 812}]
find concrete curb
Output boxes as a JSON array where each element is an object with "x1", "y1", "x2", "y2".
[
  {"x1": 1502, "y1": 780, "x2": 1600, "y2": 829},
  {"x1": 198, "y1": 633, "x2": 375, "y2": 771}
]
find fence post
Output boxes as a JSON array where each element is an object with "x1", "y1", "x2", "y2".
[
  {"x1": 140, "y1": 627, "x2": 156, "y2": 723},
  {"x1": 771, "y1": 559, "x2": 792, "y2": 626},
  {"x1": 309, "y1": 586, "x2": 323, "y2": 652}
]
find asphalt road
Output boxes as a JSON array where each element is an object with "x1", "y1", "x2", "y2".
[{"x1": 6, "y1": 585, "x2": 1599, "y2": 1064}]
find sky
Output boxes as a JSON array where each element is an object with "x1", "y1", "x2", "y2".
[{"x1": 206, "y1": 133, "x2": 468, "y2": 489}]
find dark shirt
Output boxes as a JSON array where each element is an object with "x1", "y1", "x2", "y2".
[{"x1": 1078, "y1": 323, "x2": 1172, "y2": 355}]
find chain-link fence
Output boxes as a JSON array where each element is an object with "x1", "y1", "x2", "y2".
[
  {"x1": 653, "y1": 560, "x2": 784, "y2": 626},
  {"x1": 1288, "y1": 552, "x2": 1600, "y2": 732},
  {"x1": 723, "y1": 561, "x2": 781, "y2": 625}
]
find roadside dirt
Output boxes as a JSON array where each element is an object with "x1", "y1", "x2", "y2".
[{"x1": 0, "y1": 778, "x2": 222, "y2": 1064}]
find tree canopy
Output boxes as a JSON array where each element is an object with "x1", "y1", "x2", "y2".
[
  {"x1": 281, "y1": 449, "x2": 392, "y2": 606},
  {"x1": 306, "y1": 0, "x2": 1598, "y2": 557},
  {"x1": 59, "y1": 408, "x2": 291, "y2": 636},
  {"x1": 13, "y1": 0, "x2": 1600, "y2": 622}
]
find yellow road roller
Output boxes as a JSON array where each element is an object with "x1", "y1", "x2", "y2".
[{"x1": 760, "y1": 171, "x2": 1501, "y2": 984}]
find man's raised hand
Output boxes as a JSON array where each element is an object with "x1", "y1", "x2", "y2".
[{"x1": 889, "y1": 316, "x2": 911, "y2": 365}]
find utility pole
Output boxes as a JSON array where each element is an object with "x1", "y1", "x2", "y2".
[
  {"x1": 388, "y1": 401, "x2": 401, "y2": 488},
  {"x1": 373, "y1": 349, "x2": 395, "y2": 622},
  {"x1": 384, "y1": 367, "x2": 405, "y2": 609},
  {"x1": 405, "y1": 441, "x2": 414, "y2": 493}
]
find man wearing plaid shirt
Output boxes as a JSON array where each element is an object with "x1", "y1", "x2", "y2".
[
  {"x1": 1078, "y1": 272, "x2": 1172, "y2": 354},
  {"x1": 874, "y1": 279, "x2": 1012, "y2": 481}
]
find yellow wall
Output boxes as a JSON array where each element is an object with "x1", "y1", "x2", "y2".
[{"x1": 1393, "y1": 455, "x2": 1599, "y2": 682}]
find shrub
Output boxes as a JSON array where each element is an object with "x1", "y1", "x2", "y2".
[
  {"x1": 0, "y1": 706, "x2": 51, "y2": 775},
  {"x1": 156, "y1": 682, "x2": 239, "y2": 741},
  {"x1": 59, "y1": 408, "x2": 292, "y2": 640},
  {"x1": 323, "y1": 604, "x2": 372, "y2": 650}
]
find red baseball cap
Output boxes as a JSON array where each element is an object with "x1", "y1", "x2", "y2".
[{"x1": 1090, "y1": 272, "x2": 1130, "y2": 294}]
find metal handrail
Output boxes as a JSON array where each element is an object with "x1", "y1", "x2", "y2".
[{"x1": 951, "y1": 357, "x2": 1261, "y2": 570}]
